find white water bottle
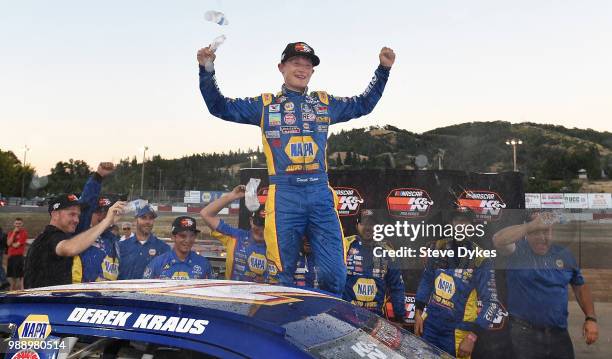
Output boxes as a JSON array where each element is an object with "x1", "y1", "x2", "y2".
[
  {"x1": 204, "y1": 10, "x2": 229, "y2": 26},
  {"x1": 245, "y1": 178, "x2": 261, "y2": 212},
  {"x1": 204, "y1": 35, "x2": 226, "y2": 72},
  {"x1": 124, "y1": 199, "x2": 147, "y2": 214}
]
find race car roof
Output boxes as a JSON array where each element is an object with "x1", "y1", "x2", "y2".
[
  {"x1": 1, "y1": 280, "x2": 363, "y2": 357},
  {"x1": 2, "y1": 279, "x2": 342, "y2": 322}
]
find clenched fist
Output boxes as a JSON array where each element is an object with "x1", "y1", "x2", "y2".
[
  {"x1": 379, "y1": 47, "x2": 396, "y2": 68},
  {"x1": 97, "y1": 162, "x2": 115, "y2": 178},
  {"x1": 197, "y1": 46, "x2": 216, "y2": 67}
]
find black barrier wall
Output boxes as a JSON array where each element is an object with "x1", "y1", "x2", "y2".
[{"x1": 238, "y1": 169, "x2": 525, "y2": 290}]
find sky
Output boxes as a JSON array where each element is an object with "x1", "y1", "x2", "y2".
[{"x1": 1, "y1": 0, "x2": 611, "y2": 175}]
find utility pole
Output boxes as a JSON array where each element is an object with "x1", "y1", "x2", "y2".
[
  {"x1": 140, "y1": 146, "x2": 148, "y2": 197},
  {"x1": 20, "y1": 145, "x2": 30, "y2": 204},
  {"x1": 505, "y1": 139, "x2": 523, "y2": 172}
]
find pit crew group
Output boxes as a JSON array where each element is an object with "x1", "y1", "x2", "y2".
[
  {"x1": 19, "y1": 162, "x2": 599, "y2": 359},
  {"x1": 20, "y1": 164, "x2": 406, "y2": 321}
]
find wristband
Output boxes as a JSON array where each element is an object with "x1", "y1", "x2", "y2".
[
  {"x1": 585, "y1": 316, "x2": 597, "y2": 323},
  {"x1": 467, "y1": 333, "x2": 478, "y2": 343}
]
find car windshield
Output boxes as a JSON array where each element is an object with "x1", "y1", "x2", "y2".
[{"x1": 283, "y1": 304, "x2": 450, "y2": 359}]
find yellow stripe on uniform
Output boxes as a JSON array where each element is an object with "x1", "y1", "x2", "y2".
[
  {"x1": 212, "y1": 231, "x2": 236, "y2": 280},
  {"x1": 454, "y1": 329, "x2": 470, "y2": 359},
  {"x1": 72, "y1": 255, "x2": 83, "y2": 283},
  {"x1": 260, "y1": 93, "x2": 276, "y2": 175},
  {"x1": 328, "y1": 184, "x2": 347, "y2": 264},
  {"x1": 264, "y1": 184, "x2": 282, "y2": 271},
  {"x1": 463, "y1": 289, "x2": 478, "y2": 322},
  {"x1": 262, "y1": 134, "x2": 276, "y2": 176}
]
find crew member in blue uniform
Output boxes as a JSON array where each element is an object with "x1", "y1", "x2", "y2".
[
  {"x1": 493, "y1": 210, "x2": 598, "y2": 359},
  {"x1": 415, "y1": 206, "x2": 502, "y2": 359},
  {"x1": 201, "y1": 186, "x2": 278, "y2": 283},
  {"x1": 72, "y1": 162, "x2": 121, "y2": 282},
  {"x1": 144, "y1": 216, "x2": 212, "y2": 280},
  {"x1": 197, "y1": 42, "x2": 396, "y2": 294},
  {"x1": 293, "y1": 237, "x2": 317, "y2": 289},
  {"x1": 343, "y1": 209, "x2": 406, "y2": 320},
  {"x1": 118, "y1": 205, "x2": 170, "y2": 279}
]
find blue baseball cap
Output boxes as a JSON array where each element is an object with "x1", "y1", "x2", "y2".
[{"x1": 135, "y1": 204, "x2": 157, "y2": 219}]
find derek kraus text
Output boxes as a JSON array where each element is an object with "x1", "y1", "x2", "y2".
[
  {"x1": 373, "y1": 246, "x2": 497, "y2": 259},
  {"x1": 373, "y1": 221, "x2": 486, "y2": 242}
]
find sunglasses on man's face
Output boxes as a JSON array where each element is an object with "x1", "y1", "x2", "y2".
[{"x1": 122, "y1": 227, "x2": 131, "y2": 231}]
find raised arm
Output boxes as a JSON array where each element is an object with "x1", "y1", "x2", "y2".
[
  {"x1": 492, "y1": 212, "x2": 553, "y2": 255},
  {"x1": 197, "y1": 46, "x2": 262, "y2": 125},
  {"x1": 56, "y1": 201, "x2": 125, "y2": 257},
  {"x1": 76, "y1": 162, "x2": 115, "y2": 234},
  {"x1": 329, "y1": 47, "x2": 395, "y2": 124},
  {"x1": 200, "y1": 185, "x2": 245, "y2": 231}
]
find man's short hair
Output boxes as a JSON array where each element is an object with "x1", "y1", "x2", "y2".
[{"x1": 15, "y1": 217, "x2": 23, "y2": 222}]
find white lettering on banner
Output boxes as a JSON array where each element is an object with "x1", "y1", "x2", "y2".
[
  {"x1": 67, "y1": 307, "x2": 132, "y2": 326},
  {"x1": 66, "y1": 307, "x2": 208, "y2": 335}
]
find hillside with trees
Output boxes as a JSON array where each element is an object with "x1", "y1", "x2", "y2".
[{"x1": 2, "y1": 121, "x2": 610, "y2": 199}]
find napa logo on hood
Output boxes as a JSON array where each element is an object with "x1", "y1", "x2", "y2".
[{"x1": 17, "y1": 315, "x2": 52, "y2": 341}]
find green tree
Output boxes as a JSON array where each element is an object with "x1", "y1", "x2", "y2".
[
  {"x1": 46, "y1": 159, "x2": 91, "y2": 195},
  {"x1": 0, "y1": 149, "x2": 34, "y2": 197}
]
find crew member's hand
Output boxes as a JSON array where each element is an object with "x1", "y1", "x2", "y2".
[
  {"x1": 414, "y1": 310, "x2": 424, "y2": 336},
  {"x1": 97, "y1": 162, "x2": 115, "y2": 178},
  {"x1": 379, "y1": 47, "x2": 396, "y2": 68},
  {"x1": 584, "y1": 319, "x2": 599, "y2": 345},
  {"x1": 197, "y1": 46, "x2": 216, "y2": 67},
  {"x1": 104, "y1": 201, "x2": 127, "y2": 225},
  {"x1": 458, "y1": 335, "x2": 475, "y2": 357},
  {"x1": 230, "y1": 185, "x2": 246, "y2": 199},
  {"x1": 527, "y1": 212, "x2": 554, "y2": 232}
]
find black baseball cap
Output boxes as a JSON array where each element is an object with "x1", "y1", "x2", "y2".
[
  {"x1": 281, "y1": 42, "x2": 320, "y2": 66},
  {"x1": 357, "y1": 209, "x2": 383, "y2": 225},
  {"x1": 95, "y1": 195, "x2": 116, "y2": 213},
  {"x1": 450, "y1": 205, "x2": 475, "y2": 222},
  {"x1": 171, "y1": 216, "x2": 200, "y2": 235},
  {"x1": 48, "y1": 193, "x2": 86, "y2": 213},
  {"x1": 251, "y1": 205, "x2": 266, "y2": 227}
]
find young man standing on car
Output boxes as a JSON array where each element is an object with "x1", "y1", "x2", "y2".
[
  {"x1": 144, "y1": 216, "x2": 212, "y2": 280},
  {"x1": 197, "y1": 42, "x2": 395, "y2": 295},
  {"x1": 6, "y1": 218, "x2": 28, "y2": 290}
]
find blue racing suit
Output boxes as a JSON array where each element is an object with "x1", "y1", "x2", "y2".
[
  {"x1": 118, "y1": 234, "x2": 170, "y2": 279},
  {"x1": 415, "y1": 239, "x2": 502, "y2": 358},
  {"x1": 211, "y1": 219, "x2": 278, "y2": 283},
  {"x1": 343, "y1": 235, "x2": 406, "y2": 318},
  {"x1": 143, "y1": 250, "x2": 213, "y2": 280},
  {"x1": 73, "y1": 175, "x2": 121, "y2": 282},
  {"x1": 199, "y1": 63, "x2": 390, "y2": 294}
]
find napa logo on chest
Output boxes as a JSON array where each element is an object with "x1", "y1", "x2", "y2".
[
  {"x1": 353, "y1": 278, "x2": 377, "y2": 302},
  {"x1": 102, "y1": 256, "x2": 119, "y2": 280},
  {"x1": 17, "y1": 315, "x2": 52, "y2": 341},
  {"x1": 434, "y1": 273, "x2": 456, "y2": 300},
  {"x1": 285, "y1": 136, "x2": 318, "y2": 163},
  {"x1": 248, "y1": 253, "x2": 267, "y2": 275}
]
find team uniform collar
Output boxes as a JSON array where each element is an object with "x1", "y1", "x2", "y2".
[
  {"x1": 282, "y1": 84, "x2": 308, "y2": 96},
  {"x1": 170, "y1": 249, "x2": 194, "y2": 264}
]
